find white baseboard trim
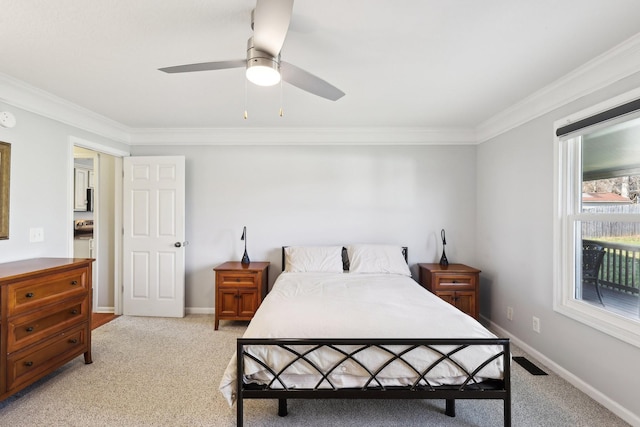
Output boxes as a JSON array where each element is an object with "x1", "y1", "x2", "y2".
[
  {"x1": 95, "y1": 307, "x2": 214, "y2": 315},
  {"x1": 186, "y1": 307, "x2": 215, "y2": 315},
  {"x1": 484, "y1": 317, "x2": 640, "y2": 426}
]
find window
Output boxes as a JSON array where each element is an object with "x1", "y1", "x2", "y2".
[{"x1": 555, "y1": 91, "x2": 640, "y2": 348}]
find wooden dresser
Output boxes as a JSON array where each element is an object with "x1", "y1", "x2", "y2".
[
  {"x1": 213, "y1": 261, "x2": 269, "y2": 330},
  {"x1": 0, "y1": 258, "x2": 94, "y2": 400},
  {"x1": 418, "y1": 263, "x2": 481, "y2": 319}
]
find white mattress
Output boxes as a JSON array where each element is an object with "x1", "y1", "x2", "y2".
[{"x1": 219, "y1": 272, "x2": 504, "y2": 406}]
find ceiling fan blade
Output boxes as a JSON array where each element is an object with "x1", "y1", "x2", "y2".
[
  {"x1": 159, "y1": 60, "x2": 245, "y2": 74},
  {"x1": 281, "y1": 61, "x2": 345, "y2": 101},
  {"x1": 252, "y1": 0, "x2": 294, "y2": 56}
]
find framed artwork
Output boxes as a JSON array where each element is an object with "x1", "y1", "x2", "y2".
[{"x1": 0, "y1": 141, "x2": 10, "y2": 239}]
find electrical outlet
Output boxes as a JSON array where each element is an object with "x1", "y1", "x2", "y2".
[
  {"x1": 532, "y1": 316, "x2": 541, "y2": 333},
  {"x1": 29, "y1": 227, "x2": 44, "y2": 242},
  {"x1": 506, "y1": 306, "x2": 513, "y2": 321}
]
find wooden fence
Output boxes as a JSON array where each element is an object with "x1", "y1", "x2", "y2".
[{"x1": 582, "y1": 205, "x2": 640, "y2": 237}]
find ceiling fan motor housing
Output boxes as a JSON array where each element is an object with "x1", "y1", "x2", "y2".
[{"x1": 245, "y1": 37, "x2": 281, "y2": 86}]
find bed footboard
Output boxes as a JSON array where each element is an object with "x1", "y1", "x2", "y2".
[{"x1": 236, "y1": 337, "x2": 511, "y2": 426}]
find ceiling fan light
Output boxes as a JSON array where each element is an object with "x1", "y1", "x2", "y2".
[{"x1": 246, "y1": 57, "x2": 281, "y2": 86}]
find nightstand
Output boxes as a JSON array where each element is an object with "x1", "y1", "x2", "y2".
[
  {"x1": 213, "y1": 261, "x2": 269, "y2": 330},
  {"x1": 417, "y1": 263, "x2": 481, "y2": 319}
]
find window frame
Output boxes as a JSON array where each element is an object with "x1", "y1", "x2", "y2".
[{"x1": 554, "y1": 89, "x2": 640, "y2": 349}]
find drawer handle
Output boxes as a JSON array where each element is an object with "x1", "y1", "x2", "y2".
[
  {"x1": 25, "y1": 292, "x2": 34, "y2": 298},
  {"x1": 24, "y1": 361, "x2": 34, "y2": 367},
  {"x1": 235, "y1": 278, "x2": 241, "y2": 282},
  {"x1": 71, "y1": 309, "x2": 79, "y2": 315},
  {"x1": 71, "y1": 280, "x2": 78, "y2": 285},
  {"x1": 452, "y1": 280, "x2": 458, "y2": 283},
  {"x1": 26, "y1": 326, "x2": 34, "y2": 332},
  {"x1": 69, "y1": 338, "x2": 79, "y2": 344}
]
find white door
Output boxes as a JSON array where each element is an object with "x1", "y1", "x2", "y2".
[{"x1": 122, "y1": 156, "x2": 186, "y2": 317}]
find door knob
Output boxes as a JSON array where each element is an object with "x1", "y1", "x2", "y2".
[
  {"x1": 175, "y1": 242, "x2": 182, "y2": 247},
  {"x1": 174, "y1": 241, "x2": 189, "y2": 248}
]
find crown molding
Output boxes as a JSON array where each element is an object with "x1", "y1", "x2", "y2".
[
  {"x1": 128, "y1": 127, "x2": 476, "y2": 146},
  {"x1": 3, "y1": 31, "x2": 640, "y2": 147},
  {"x1": 0, "y1": 70, "x2": 475, "y2": 146},
  {"x1": 476, "y1": 32, "x2": 640, "y2": 143},
  {"x1": 0, "y1": 72, "x2": 130, "y2": 144}
]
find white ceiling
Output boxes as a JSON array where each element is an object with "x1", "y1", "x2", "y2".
[{"x1": 2, "y1": 0, "x2": 640, "y2": 131}]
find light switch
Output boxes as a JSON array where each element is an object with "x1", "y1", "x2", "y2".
[{"x1": 29, "y1": 227, "x2": 44, "y2": 242}]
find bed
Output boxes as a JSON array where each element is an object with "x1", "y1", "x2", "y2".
[{"x1": 219, "y1": 244, "x2": 511, "y2": 426}]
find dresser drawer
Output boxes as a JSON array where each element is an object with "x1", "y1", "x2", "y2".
[
  {"x1": 7, "y1": 296, "x2": 89, "y2": 353},
  {"x1": 217, "y1": 272, "x2": 259, "y2": 287},
  {"x1": 6, "y1": 324, "x2": 88, "y2": 391},
  {"x1": 7, "y1": 267, "x2": 89, "y2": 316}
]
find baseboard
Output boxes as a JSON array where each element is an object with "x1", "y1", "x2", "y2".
[
  {"x1": 186, "y1": 307, "x2": 215, "y2": 315},
  {"x1": 96, "y1": 307, "x2": 214, "y2": 315},
  {"x1": 484, "y1": 316, "x2": 640, "y2": 426}
]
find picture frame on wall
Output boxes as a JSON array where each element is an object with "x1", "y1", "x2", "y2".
[{"x1": 0, "y1": 141, "x2": 11, "y2": 239}]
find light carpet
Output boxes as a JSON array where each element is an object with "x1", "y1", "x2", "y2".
[{"x1": 0, "y1": 315, "x2": 629, "y2": 426}]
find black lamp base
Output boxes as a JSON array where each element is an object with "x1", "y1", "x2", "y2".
[
  {"x1": 439, "y1": 250, "x2": 449, "y2": 267},
  {"x1": 241, "y1": 249, "x2": 250, "y2": 265}
]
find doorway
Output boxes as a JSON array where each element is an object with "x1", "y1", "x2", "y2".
[
  {"x1": 70, "y1": 137, "x2": 126, "y2": 315},
  {"x1": 73, "y1": 147, "x2": 98, "y2": 308}
]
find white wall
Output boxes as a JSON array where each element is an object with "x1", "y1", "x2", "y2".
[
  {"x1": 130, "y1": 144, "x2": 479, "y2": 310},
  {"x1": 476, "y1": 72, "x2": 640, "y2": 423},
  {"x1": 0, "y1": 102, "x2": 128, "y2": 263}
]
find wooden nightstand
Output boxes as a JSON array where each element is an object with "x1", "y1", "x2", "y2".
[
  {"x1": 213, "y1": 261, "x2": 269, "y2": 330},
  {"x1": 417, "y1": 263, "x2": 481, "y2": 319}
]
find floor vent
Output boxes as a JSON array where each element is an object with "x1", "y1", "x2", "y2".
[{"x1": 513, "y1": 356, "x2": 548, "y2": 375}]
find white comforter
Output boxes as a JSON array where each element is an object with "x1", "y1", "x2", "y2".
[{"x1": 219, "y1": 272, "x2": 504, "y2": 406}]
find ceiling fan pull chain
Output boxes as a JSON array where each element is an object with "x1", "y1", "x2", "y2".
[
  {"x1": 244, "y1": 78, "x2": 249, "y2": 120},
  {"x1": 279, "y1": 79, "x2": 284, "y2": 117},
  {"x1": 279, "y1": 78, "x2": 284, "y2": 117}
]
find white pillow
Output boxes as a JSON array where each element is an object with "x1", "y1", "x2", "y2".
[
  {"x1": 284, "y1": 246, "x2": 344, "y2": 273},
  {"x1": 346, "y1": 244, "x2": 411, "y2": 276}
]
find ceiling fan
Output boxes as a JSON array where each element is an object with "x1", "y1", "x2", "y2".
[{"x1": 159, "y1": 0, "x2": 345, "y2": 101}]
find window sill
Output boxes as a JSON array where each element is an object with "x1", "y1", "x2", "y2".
[{"x1": 554, "y1": 298, "x2": 640, "y2": 348}]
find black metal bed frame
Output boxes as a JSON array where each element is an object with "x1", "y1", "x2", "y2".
[
  {"x1": 236, "y1": 337, "x2": 511, "y2": 426},
  {"x1": 235, "y1": 246, "x2": 511, "y2": 425}
]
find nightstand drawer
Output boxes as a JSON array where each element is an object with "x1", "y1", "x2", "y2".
[
  {"x1": 433, "y1": 274, "x2": 476, "y2": 289},
  {"x1": 217, "y1": 272, "x2": 259, "y2": 287}
]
